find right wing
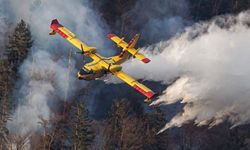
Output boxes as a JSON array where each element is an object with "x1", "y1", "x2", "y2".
[
  {"x1": 112, "y1": 70, "x2": 155, "y2": 99},
  {"x1": 50, "y1": 19, "x2": 96, "y2": 54}
]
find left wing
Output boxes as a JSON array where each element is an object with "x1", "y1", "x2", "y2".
[
  {"x1": 50, "y1": 19, "x2": 111, "y2": 68},
  {"x1": 50, "y1": 19, "x2": 96, "y2": 54},
  {"x1": 112, "y1": 70, "x2": 155, "y2": 100}
]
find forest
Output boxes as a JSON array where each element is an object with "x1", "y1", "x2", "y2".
[{"x1": 1, "y1": 0, "x2": 250, "y2": 150}]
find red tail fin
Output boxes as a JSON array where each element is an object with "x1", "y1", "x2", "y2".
[
  {"x1": 51, "y1": 19, "x2": 59, "y2": 25},
  {"x1": 126, "y1": 34, "x2": 140, "y2": 49}
]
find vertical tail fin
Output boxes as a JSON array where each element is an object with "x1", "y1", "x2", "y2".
[
  {"x1": 126, "y1": 34, "x2": 151, "y2": 63},
  {"x1": 49, "y1": 19, "x2": 61, "y2": 35},
  {"x1": 126, "y1": 34, "x2": 140, "y2": 49},
  {"x1": 51, "y1": 19, "x2": 59, "y2": 26}
]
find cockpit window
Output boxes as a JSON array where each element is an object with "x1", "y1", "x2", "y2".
[{"x1": 79, "y1": 67, "x2": 93, "y2": 75}]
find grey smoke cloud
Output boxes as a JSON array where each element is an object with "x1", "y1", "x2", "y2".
[
  {"x1": 3, "y1": 0, "x2": 112, "y2": 135},
  {"x1": 4, "y1": 0, "x2": 250, "y2": 138},
  {"x1": 129, "y1": 0, "x2": 190, "y2": 44},
  {"x1": 8, "y1": 50, "x2": 79, "y2": 135},
  {"x1": 8, "y1": 0, "x2": 111, "y2": 53},
  {"x1": 141, "y1": 16, "x2": 187, "y2": 43},
  {"x1": 0, "y1": 0, "x2": 10, "y2": 55},
  {"x1": 118, "y1": 11, "x2": 250, "y2": 132}
]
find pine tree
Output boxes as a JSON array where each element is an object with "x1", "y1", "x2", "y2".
[
  {"x1": 104, "y1": 99, "x2": 146, "y2": 150},
  {"x1": 143, "y1": 107, "x2": 168, "y2": 150},
  {"x1": 6, "y1": 19, "x2": 32, "y2": 72},
  {"x1": 37, "y1": 117, "x2": 57, "y2": 150},
  {"x1": 70, "y1": 101, "x2": 95, "y2": 150},
  {"x1": 0, "y1": 60, "x2": 12, "y2": 149},
  {"x1": 104, "y1": 99, "x2": 132, "y2": 149},
  {"x1": 41, "y1": 101, "x2": 74, "y2": 150},
  {"x1": 0, "y1": 20, "x2": 33, "y2": 149}
]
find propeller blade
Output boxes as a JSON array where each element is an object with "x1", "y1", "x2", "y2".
[{"x1": 81, "y1": 44, "x2": 84, "y2": 54}]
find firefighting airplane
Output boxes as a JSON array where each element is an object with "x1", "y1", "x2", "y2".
[{"x1": 49, "y1": 19, "x2": 156, "y2": 103}]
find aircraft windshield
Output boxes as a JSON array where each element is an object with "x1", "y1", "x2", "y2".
[{"x1": 79, "y1": 68, "x2": 93, "y2": 75}]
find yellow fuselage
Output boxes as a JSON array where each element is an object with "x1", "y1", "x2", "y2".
[{"x1": 77, "y1": 56, "x2": 122, "y2": 80}]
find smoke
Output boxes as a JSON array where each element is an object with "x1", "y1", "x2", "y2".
[
  {"x1": 129, "y1": 0, "x2": 191, "y2": 44},
  {"x1": 119, "y1": 11, "x2": 250, "y2": 132},
  {"x1": 3, "y1": 0, "x2": 250, "y2": 138},
  {"x1": 0, "y1": 0, "x2": 10, "y2": 55},
  {"x1": 2, "y1": 0, "x2": 111, "y2": 135}
]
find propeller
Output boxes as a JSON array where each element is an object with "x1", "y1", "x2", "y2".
[{"x1": 76, "y1": 44, "x2": 86, "y2": 64}]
